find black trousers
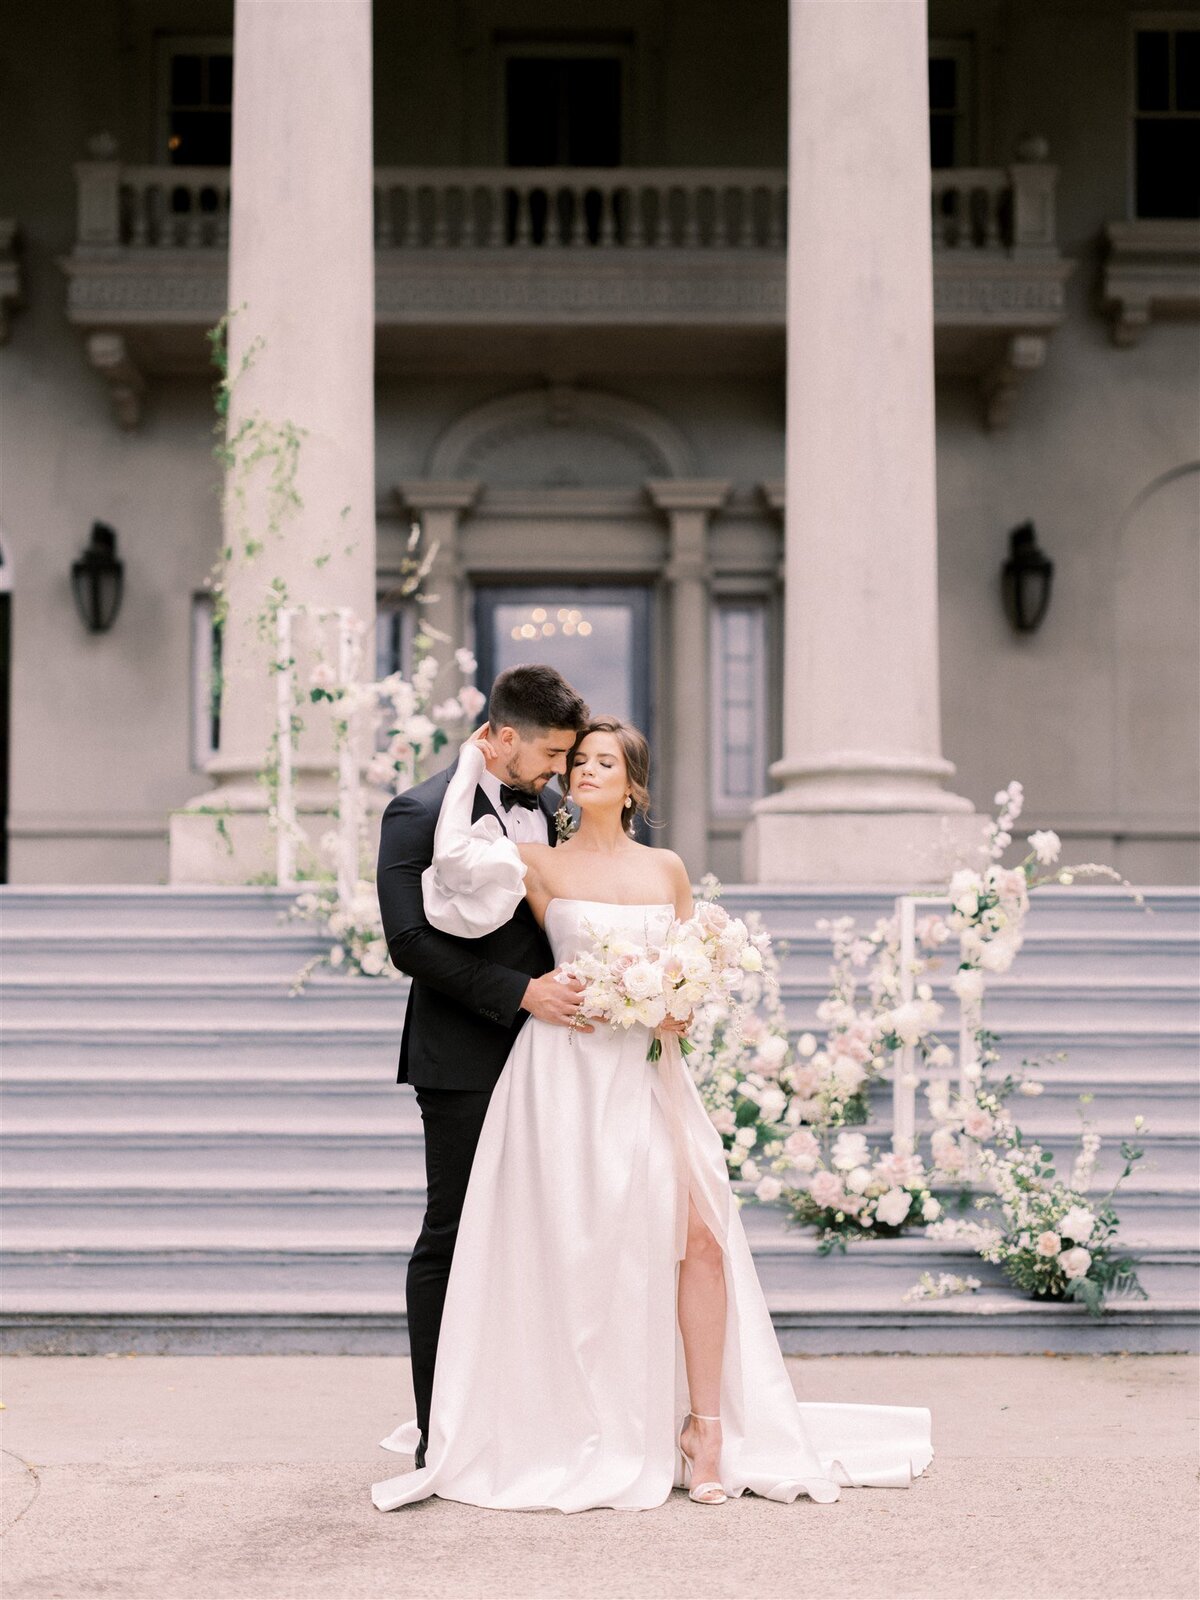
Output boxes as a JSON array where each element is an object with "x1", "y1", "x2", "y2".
[{"x1": 406, "y1": 1083, "x2": 494, "y2": 1459}]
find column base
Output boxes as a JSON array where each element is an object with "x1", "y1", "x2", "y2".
[
  {"x1": 168, "y1": 772, "x2": 376, "y2": 886},
  {"x1": 742, "y1": 807, "x2": 990, "y2": 888}
]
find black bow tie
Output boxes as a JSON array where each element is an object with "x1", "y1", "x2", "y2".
[{"x1": 499, "y1": 783, "x2": 539, "y2": 812}]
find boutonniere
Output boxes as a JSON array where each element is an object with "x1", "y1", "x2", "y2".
[{"x1": 554, "y1": 801, "x2": 579, "y2": 843}]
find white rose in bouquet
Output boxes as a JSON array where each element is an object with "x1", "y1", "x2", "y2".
[
  {"x1": 758, "y1": 1088, "x2": 788, "y2": 1124},
  {"x1": 757, "y1": 1034, "x2": 789, "y2": 1070},
  {"x1": 784, "y1": 1128, "x2": 820, "y2": 1171},
  {"x1": 623, "y1": 960, "x2": 664, "y2": 1002},
  {"x1": 808, "y1": 1169, "x2": 844, "y2": 1208},
  {"x1": 1058, "y1": 1245, "x2": 1092, "y2": 1279},
  {"x1": 875, "y1": 1187, "x2": 913, "y2": 1228},
  {"x1": 831, "y1": 1055, "x2": 866, "y2": 1095},
  {"x1": 831, "y1": 1130, "x2": 870, "y2": 1172},
  {"x1": 1057, "y1": 1206, "x2": 1096, "y2": 1242}
]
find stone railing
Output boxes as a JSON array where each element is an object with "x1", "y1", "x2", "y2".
[
  {"x1": 930, "y1": 164, "x2": 1057, "y2": 253},
  {"x1": 372, "y1": 167, "x2": 787, "y2": 249},
  {"x1": 71, "y1": 161, "x2": 1057, "y2": 255},
  {"x1": 74, "y1": 160, "x2": 232, "y2": 250}
]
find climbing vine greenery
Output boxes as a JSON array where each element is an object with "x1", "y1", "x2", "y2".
[{"x1": 204, "y1": 306, "x2": 305, "y2": 629}]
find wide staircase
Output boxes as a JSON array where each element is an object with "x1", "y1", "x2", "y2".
[{"x1": 2, "y1": 884, "x2": 1197, "y2": 1354}]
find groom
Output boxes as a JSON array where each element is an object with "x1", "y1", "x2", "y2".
[{"x1": 376, "y1": 663, "x2": 591, "y2": 1467}]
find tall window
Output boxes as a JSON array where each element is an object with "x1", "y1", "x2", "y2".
[
  {"x1": 157, "y1": 37, "x2": 233, "y2": 165},
  {"x1": 503, "y1": 47, "x2": 626, "y2": 168},
  {"x1": 928, "y1": 40, "x2": 974, "y2": 169},
  {"x1": 190, "y1": 593, "x2": 222, "y2": 767},
  {"x1": 1132, "y1": 20, "x2": 1200, "y2": 217},
  {"x1": 375, "y1": 592, "x2": 419, "y2": 681},
  {"x1": 710, "y1": 600, "x2": 768, "y2": 813}
]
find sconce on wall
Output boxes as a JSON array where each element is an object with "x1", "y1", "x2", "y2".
[
  {"x1": 71, "y1": 521, "x2": 124, "y2": 632},
  {"x1": 1001, "y1": 521, "x2": 1053, "y2": 634}
]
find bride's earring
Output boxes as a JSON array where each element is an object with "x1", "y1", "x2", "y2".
[{"x1": 624, "y1": 796, "x2": 632, "y2": 808}]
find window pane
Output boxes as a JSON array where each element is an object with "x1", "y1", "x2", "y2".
[
  {"x1": 492, "y1": 599, "x2": 634, "y2": 720},
  {"x1": 711, "y1": 602, "x2": 766, "y2": 808},
  {"x1": 1136, "y1": 30, "x2": 1171, "y2": 112},
  {"x1": 565, "y1": 59, "x2": 621, "y2": 166},
  {"x1": 929, "y1": 111, "x2": 956, "y2": 169},
  {"x1": 506, "y1": 58, "x2": 561, "y2": 166},
  {"x1": 506, "y1": 55, "x2": 622, "y2": 168},
  {"x1": 209, "y1": 53, "x2": 233, "y2": 107},
  {"x1": 168, "y1": 109, "x2": 231, "y2": 167},
  {"x1": 171, "y1": 53, "x2": 203, "y2": 106},
  {"x1": 1177, "y1": 31, "x2": 1200, "y2": 112},
  {"x1": 1135, "y1": 118, "x2": 1200, "y2": 218},
  {"x1": 928, "y1": 57, "x2": 958, "y2": 112}
]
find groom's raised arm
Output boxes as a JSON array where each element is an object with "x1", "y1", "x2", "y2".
[{"x1": 376, "y1": 790, "x2": 532, "y2": 1028}]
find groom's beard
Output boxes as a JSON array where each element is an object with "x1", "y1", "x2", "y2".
[{"x1": 503, "y1": 756, "x2": 546, "y2": 795}]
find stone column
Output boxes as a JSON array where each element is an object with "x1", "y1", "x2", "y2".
[
  {"x1": 395, "y1": 480, "x2": 480, "y2": 671},
  {"x1": 396, "y1": 480, "x2": 480, "y2": 772},
  {"x1": 745, "y1": 0, "x2": 985, "y2": 887},
  {"x1": 171, "y1": 0, "x2": 376, "y2": 883},
  {"x1": 648, "y1": 480, "x2": 730, "y2": 879}
]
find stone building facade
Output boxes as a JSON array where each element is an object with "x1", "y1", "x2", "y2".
[{"x1": 1, "y1": 0, "x2": 1197, "y2": 887}]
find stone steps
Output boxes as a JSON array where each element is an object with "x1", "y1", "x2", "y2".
[{"x1": 2, "y1": 883, "x2": 1197, "y2": 1354}]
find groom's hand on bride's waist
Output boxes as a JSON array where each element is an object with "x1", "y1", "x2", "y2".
[{"x1": 521, "y1": 970, "x2": 594, "y2": 1030}]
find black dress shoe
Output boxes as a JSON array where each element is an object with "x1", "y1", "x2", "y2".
[{"x1": 414, "y1": 1435, "x2": 427, "y2": 1469}]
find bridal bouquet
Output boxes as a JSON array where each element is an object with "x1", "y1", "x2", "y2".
[{"x1": 557, "y1": 900, "x2": 770, "y2": 1062}]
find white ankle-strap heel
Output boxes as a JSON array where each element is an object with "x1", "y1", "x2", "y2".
[{"x1": 678, "y1": 1412, "x2": 728, "y2": 1505}]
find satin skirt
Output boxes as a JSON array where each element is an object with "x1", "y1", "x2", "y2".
[{"x1": 372, "y1": 1017, "x2": 933, "y2": 1513}]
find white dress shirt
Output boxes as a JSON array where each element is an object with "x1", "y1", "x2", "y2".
[{"x1": 476, "y1": 765, "x2": 550, "y2": 844}]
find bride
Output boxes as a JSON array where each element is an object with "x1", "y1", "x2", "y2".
[{"x1": 372, "y1": 716, "x2": 932, "y2": 1513}]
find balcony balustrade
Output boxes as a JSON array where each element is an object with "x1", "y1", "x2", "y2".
[{"x1": 61, "y1": 155, "x2": 1072, "y2": 428}]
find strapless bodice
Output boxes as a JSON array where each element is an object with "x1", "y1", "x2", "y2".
[{"x1": 544, "y1": 897, "x2": 675, "y2": 965}]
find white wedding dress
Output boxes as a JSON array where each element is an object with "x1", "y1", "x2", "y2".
[{"x1": 371, "y1": 746, "x2": 933, "y2": 1513}]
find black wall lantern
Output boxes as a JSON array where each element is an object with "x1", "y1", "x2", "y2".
[
  {"x1": 1001, "y1": 521, "x2": 1053, "y2": 634},
  {"x1": 71, "y1": 522, "x2": 124, "y2": 633}
]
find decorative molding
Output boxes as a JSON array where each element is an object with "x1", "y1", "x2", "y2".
[
  {"x1": 394, "y1": 480, "x2": 482, "y2": 514},
  {"x1": 0, "y1": 220, "x2": 22, "y2": 343},
  {"x1": 86, "y1": 332, "x2": 145, "y2": 429},
  {"x1": 7, "y1": 812, "x2": 169, "y2": 839},
  {"x1": 645, "y1": 479, "x2": 732, "y2": 514},
  {"x1": 758, "y1": 480, "x2": 785, "y2": 517},
  {"x1": 981, "y1": 334, "x2": 1047, "y2": 431},
  {"x1": 428, "y1": 384, "x2": 696, "y2": 480},
  {"x1": 1101, "y1": 220, "x2": 1200, "y2": 347},
  {"x1": 932, "y1": 258, "x2": 1074, "y2": 318},
  {"x1": 376, "y1": 254, "x2": 785, "y2": 323}
]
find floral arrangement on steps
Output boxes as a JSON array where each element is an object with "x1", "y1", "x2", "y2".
[
  {"x1": 287, "y1": 641, "x2": 484, "y2": 987},
  {"x1": 757, "y1": 781, "x2": 1152, "y2": 1314},
  {"x1": 923, "y1": 1083, "x2": 1149, "y2": 1316},
  {"x1": 782, "y1": 1129, "x2": 944, "y2": 1255}
]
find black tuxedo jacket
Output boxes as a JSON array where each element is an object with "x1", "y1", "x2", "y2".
[{"x1": 376, "y1": 758, "x2": 558, "y2": 1091}]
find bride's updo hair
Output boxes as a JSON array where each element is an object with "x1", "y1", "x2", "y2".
[{"x1": 568, "y1": 716, "x2": 652, "y2": 838}]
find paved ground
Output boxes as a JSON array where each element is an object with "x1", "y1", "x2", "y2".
[{"x1": 1, "y1": 1353, "x2": 1197, "y2": 1600}]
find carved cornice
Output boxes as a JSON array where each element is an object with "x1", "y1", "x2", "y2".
[
  {"x1": 57, "y1": 247, "x2": 1078, "y2": 432},
  {"x1": 1101, "y1": 220, "x2": 1200, "y2": 347},
  {"x1": 376, "y1": 254, "x2": 785, "y2": 323}
]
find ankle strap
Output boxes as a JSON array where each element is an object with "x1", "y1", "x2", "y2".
[{"x1": 688, "y1": 1412, "x2": 721, "y2": 1421}]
